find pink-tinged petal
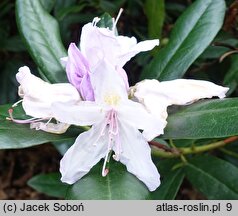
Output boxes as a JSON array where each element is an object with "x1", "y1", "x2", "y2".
[
  {"x1": 80, "y1": 23, "x2": 119, "y2": 68},
  {"x1": 60, "y1": 124, "x2": 108, "y2": 184},
  {"x1": 117, "y1": 37, "x2": 159, "y2": 67},
  {"x1": 52, "y1": 101, "x2": 104, "y2": 126},
  {"x1": 66, "y1": 43, "x2": 94, "y2": 101},
  {"x1": 16, "y1": 66, "x2": 80, "y2": 118},
  {"x1": 80, "y1": 73, "x2": 95, "y2": 101},
  {"x1": 118, "y1": 100, "x2": 167, "y2": 141},
  {"x1": 117, "y1": 123, "x2": 160, "y2": 191}
]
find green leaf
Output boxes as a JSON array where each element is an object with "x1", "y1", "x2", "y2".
[
  {"x1": 163, "y1": 98, "x2": 238, "y2": 139},
  {"x1": 28, "y1": 173, "x2": 68, "y2": 198},
  {"x1": 97, "y1": 13, "x2": 114, "y2": 30},
  {"x1": 66, "y1": 161, "x2": 151, "y2": 200},
  {"x1": 0, "y1": 104, "x2": 80, "y2": 149},
  {"x1": 152, "y1": 159, "x2": 184, "y2": 199},
  {"x1": 141, "y1": 0, "x2": 226, "y2": 80},
  {"x1": 185, "y1": 155, "x2": 238, "y2": 199},
  {"x1": 144, "y1": 0, "x2": 165, "y2": 39},
  {"x1": 224, "y1": 55, "x2": 238, "y2": 95},
  {"x1": 16, "y1": 0, "x2": 67, "y2": 83}
]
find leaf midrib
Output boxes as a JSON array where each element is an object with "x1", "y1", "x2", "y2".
[{"x1": 157, "y1": 0, "x2": 213, "y2": 80}]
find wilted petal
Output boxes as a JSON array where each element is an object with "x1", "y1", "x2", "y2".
[
  {"x1": 133, "y1": 79, "x2": 229, "y2": 106},
  {"x1": 131, "y1": 79, "x2": 229, "y2": 134},
  {"x1": 66, "y1": 43, "x2": 94, "y2": 101},
  {"x1": 117, "y1": 123, "x2": 160, "y2": 191},
  {"x1": 118, "y1": 100, "x2": 167, "y2": 141},
  {"x1": 60, "y1": 124, "x2": 108, "y2": 184},
  {"x1": 16, "y1": 66, "x2": 80, "y2": 118},
  {"x1": 52, "y1": 101, "x2": 104, "y2": 126},
  {"x1": 30, "y1": 122, "x2": 70, "y2": 134}
]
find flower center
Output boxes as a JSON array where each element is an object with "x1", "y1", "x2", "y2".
[{"x1": 104, "y1": 93, "x2": 121, "y2": 106}]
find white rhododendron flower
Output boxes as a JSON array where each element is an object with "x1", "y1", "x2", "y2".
[
  {"x1": 10, "y1": 15, "x2": 230, "y2": 192},
  {"x1": 8, "y1": 66, "x2": 81, "y2": 134},
  {"x1": 52, "y1": 60, "x2": 163, "y2": 191}
]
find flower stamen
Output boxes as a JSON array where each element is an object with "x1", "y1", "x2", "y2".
[
  {"x1": 101, "y1": 109, "x2": 122, "y2": 177},
  {"x1": 7, "y1": 108, "x2": 46, "y2": 124}
]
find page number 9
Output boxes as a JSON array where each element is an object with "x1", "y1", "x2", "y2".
[{"x1": 226, "y1": 203, "x2": 232, "y2": 211}]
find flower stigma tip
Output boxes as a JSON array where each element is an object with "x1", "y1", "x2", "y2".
[{"x1": 7, "y1": 108, "x2": 46, "y2": 124}]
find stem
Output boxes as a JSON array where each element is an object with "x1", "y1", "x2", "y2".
[{"x1": 151, "y1": 136, "x2": 238, "y2": 158}]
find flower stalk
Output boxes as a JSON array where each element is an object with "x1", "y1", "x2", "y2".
[{"x1": 150, "y1": 136, "x2": 238, "y2": 158}]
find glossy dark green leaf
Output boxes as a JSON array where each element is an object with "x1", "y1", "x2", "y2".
[
  {"x1": 163, "y1": 98, "x2": 238, "y2": 139},
  {"x1": 144, "y1": 0, "x2": 164, "y2": 39},
  {"x1": 66, "y1": 161, "x2": 151, "y2": 200},
  {"x1": 28, "y1": 173, "x2": 68, "y2": 198},
  {"x1": 16, "y1": 0, "x2": 67, "y2": 83},
  {"x1": 185, "y1": 155, "x2": 238, "y2": 199},
  {"x1": 152, "y1": 159, "x2": 184, "y2": 199},
  {"x1": 141, "y1": 0, "x2": 226, "y2": 80},
  {"x1": 0, "y1": 104, "x2": 80, "y2": 149}
]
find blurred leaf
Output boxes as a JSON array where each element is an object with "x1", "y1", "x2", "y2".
[
  {"x1": 40, "y1": 0, "x2": 55, "y2": 12},
  {"x1": 28, "y1": 173, "x2": 68, "y2": 198},
  {"x1": 55, "y1": 4, "x2": 86, "y2": 20},
  {"x1": 185, "y1": 155, "x2": 238, "y2": 199},
  {"x1": 53, "y1": 140, "x2": 74, "y2": 155},
  {"x1": 3, "y1": 36, "x2": 26, "y2": 52},
  {"x1": 141, "y1": 0, "x2": 226, "y2": 80},
  {"x1": 199, "y1": 45, "x2": 229, "y2": 60},
  {"x1": 0, "y1": 104, "x2": 80, "y2": 149},
  {"x1": 144, "y1": 0, "x2": 164, "y2": 39},
  {"x1": 163, "y1": 98, "x2": 238, "y2": 139},
  {"x1": 54, "y1": 0, "x2": 77, "y2": 18},
  {"x1": 66, "y1": 161, "x2": 151, "y2": 200},
  {"x1": 224, "y1": 55, "x2": 238, "y2": 94},
  {"x1": 0, "y1": 61, "x2": 20, "y2": 104},
  {"x1": 152, "y1": 159, "x2": 184, "y2": 199},
  {"x1": 100, "y1": 0, "x2": 126, "y2": 14},
  {"x1": 165, "y1": 2, "x2": 186, "y2": 16},
  {"x1": 0, "y1": 1, "x2": 14, "y2": 19},
  {"x1": 16, "y1": 0, "x2": 67, "y2": 83},
  {"x1": 97, "y1": 13, "x2": 114, "y2": 30}
]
